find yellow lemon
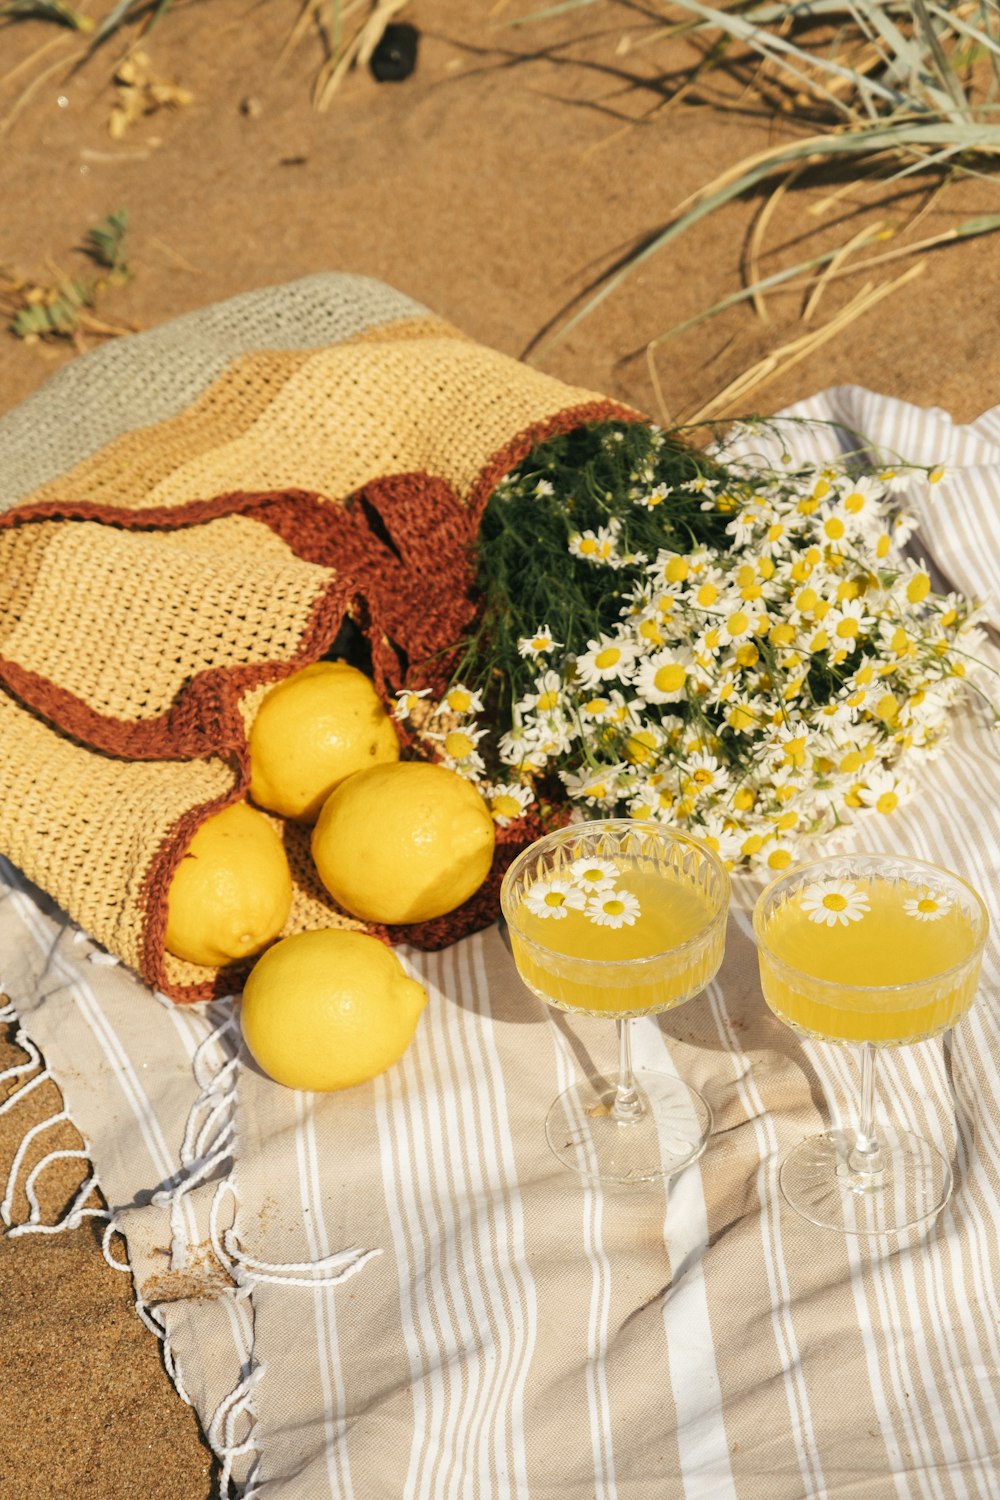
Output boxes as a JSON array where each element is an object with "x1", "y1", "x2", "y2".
[
  {"x1": 311, "y1": 761, "x2": 495, "y2": 925},
  {"x1": 248, "y1": 661, "x2": 399, "y2": 823},
  {"x1": 165, "y1": 802, "x2": 293, "y2": 967},
  {"x1": 240, "y1": 929, "x2": 427, "y2": 1090}
]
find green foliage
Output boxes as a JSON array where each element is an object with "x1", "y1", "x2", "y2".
[
  {"x1": 85, "y1": 207, "x2": 130, "y2": 279},
  {"x1": 0, "y1": 0, "x2": 94, "y2": 30},
  {"x1": 4, "y1": 209, "x2": 133, "y2": 344}
]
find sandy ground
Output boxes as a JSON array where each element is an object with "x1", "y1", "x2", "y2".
[{"x1": 1, "y1": 2, "x2": 998, "y2": 1494}]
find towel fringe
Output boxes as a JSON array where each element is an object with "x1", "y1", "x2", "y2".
[{"x1": 208, "y1": 1360, "x2": 265, "y2": 1499}]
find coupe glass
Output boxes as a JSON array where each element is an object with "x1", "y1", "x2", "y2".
[
  {"x1": 500, "y1": 819, "x2": 729, "y2": 1184},
  {"x1": 752, "y1": 852, "x2": 989, "y2": 1234}
]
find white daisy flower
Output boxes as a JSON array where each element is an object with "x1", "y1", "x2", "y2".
[
  {"x1": 532, "y1": 478, "x2": 555, "y2": 499},
  {"x1": 800, "y1": 880, "x2": 871, "y2": 927},
  {"x1": 585, "y1": 889, "x2": 642, "y2": 928},
  {"x1": 902, "y1": 890, "x2": 953, "y2": 922},
  {"x1": 560, "y1": 762, "x2": 628, "y2": 806},
  {"x1": 393, "y1": 687, "x2": 432, "y2": 721},
  {"x1": 634, "y1": 482, "x2": 670, "y2": 510},
  {"x1": 521, "y1": 668, "x2": 565, "y2": 716},
  {"x1": 517, "y1": 625, "x2": 562, "y2": 659},
  {"x1": 575, "y1": 635, "x2": 636, "y2": 689},
  {"x1": 634, "y1": 647, "x2": 691, "y2": 704},
  {"x1": 485, "y1": 782, "x2": 534, "y2": 827},
  {"x1": 568, "y1": 856, "x2": 619, "y2": 892},
  {"x1": 568, "y1": 523, "x2": 621, "y2": 566},
  {"x1": 523, "y1": 877, "x2": 586, "y2": 920},
  {"x1": 833, "y1": 473, "x2": 885, "y2": 526},
  {"x1": 436, "y1": 683, "x2": 485, "y2": 717},
  {"x1": 857, "y1": 768, "x2": 913, "y2": 817}
]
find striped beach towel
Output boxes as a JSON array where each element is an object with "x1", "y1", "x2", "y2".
[{"x1": 2, "y1": 277, "x2": 999, "y2": 1498}]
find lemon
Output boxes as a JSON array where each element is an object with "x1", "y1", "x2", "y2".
[
  {"x1": 240, "y1": 929, "x2": 428, "y2": 1090},
  {"x1": 248, "y1": 661, "x2": 399, "y2": 823},
  {"x1": 311, "y1": 761, "x2": 495, "y2": 925},
  {"x1": 165, "y1": 801, "x2": 293, "y2": 967}
]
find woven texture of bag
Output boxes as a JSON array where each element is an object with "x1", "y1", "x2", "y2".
[{"x1": 0, "y1": 274, "x2": 641, "y2": 1003}]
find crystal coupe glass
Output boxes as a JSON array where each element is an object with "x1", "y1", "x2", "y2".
[
  {"x1": 500, "y1": 819, "x2": 729, "y2": 1184},
  {"x1": 753, "y1": 852, "x2": 989, "y2": 1234}
]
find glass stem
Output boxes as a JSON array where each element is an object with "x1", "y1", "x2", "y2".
[
  {"x1": 849, "y1": 1042, "x2": 884, "y2": 1176},
  {"x1": 611, "y1": 1018, "x2": 645, "y2": 1124}
]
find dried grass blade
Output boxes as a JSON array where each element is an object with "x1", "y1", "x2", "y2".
[
  {"x1": 746, "y1": 165, "x2": 809, "y2": 323},
  {"x1": 532, "y1": 119, "x2": 997, "y2": 358},
  {"x1": 803, "y1": 221, "x2": 886, "y2": 321},
  {"x1": 685, "y1": 260, "x2": 926, "y2": 423}
]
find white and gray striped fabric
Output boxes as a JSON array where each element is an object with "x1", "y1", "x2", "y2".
[{"x1": 2, "y1": 357, "x2": 999, "y2": 1496}]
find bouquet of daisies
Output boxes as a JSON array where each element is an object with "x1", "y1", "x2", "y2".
[{"x1": 395, "y1": 419, "x2": 993, "y2": 875}]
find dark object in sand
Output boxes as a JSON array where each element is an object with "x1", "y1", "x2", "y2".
[{"x1": 370, "y1": 23, "x2": 419, "y2": 83}]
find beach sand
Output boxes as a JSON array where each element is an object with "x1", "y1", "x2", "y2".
[{"x1": 1, "y1": 3, "x2": 997, "y2": 1494}]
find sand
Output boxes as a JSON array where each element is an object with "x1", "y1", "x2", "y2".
[{"x1": 1, "y1": 3, "x2": 998, "y2": 1494}]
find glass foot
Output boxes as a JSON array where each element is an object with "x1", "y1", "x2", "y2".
[
  {"x1": 779, "y1": 1127, "x2": 952, "y2": 1234},
  {"x1": 545, "y1": 1071, "x2": 712, "y2": 1185}
]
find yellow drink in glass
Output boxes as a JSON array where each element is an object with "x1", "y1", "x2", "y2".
[
  {"x1": 752, "y1": 853, "x2": 989, "y2": 1234},
  {"x1": 757, "y1": 874, "x2": 985, "y2": 1045},
  {"x1": 501, "y1": 819, "x2": 729, "y2": 1184},
  {"x1": 509, "y1": 868, "x2": 725, "y2": 1017}
]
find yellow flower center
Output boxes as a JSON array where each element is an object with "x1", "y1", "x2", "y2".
[
  {"x1": 665, "y1": 556, "x2": 689, "y2": 582},
  {"x1": 726, "y1": 610, "x2": 750, "y2": 637},
  {"x1": 768, "y1": 848, "x2": 793, "y2": 870},
  {"x1": 491, "y1": 794, "x2": 522, "y2": 821},
  {"x1": 823, "y1": 893, "x2": 847, "y2": 912},
  {"x1": 769, "y1": 622, "x2": 796, "y2": 647},
  {"x1": 732, "y1": 788, "x2": 755, "y2": 812},
  {"x1": 536, "y1": 689, "x2": 560, "y2": 711},
  {"x1": 844, "y1": 491, "x2": 865, "y2": 514},
  {"x1": 696, "y1": 582, "x2": 719, "y2": 607},
  {"x1": 918, "y1": 898, "x2": 939, "y2": 914},
  {"x1": 823, "y1": 516, "x2": 846, "y2": 540},
  {"x1": 444, "y1": 730, "x2": 476, "y2": 759},
  {"x1": 654, "y1": 663, "x2": 688, "y2": 694},
  {"x1": 595, "y1": 647, "x2": 621, "y2": 670},
  {"x1": 906, "y1": 572, "x2": 931, "y2": 603},
  {"x1": 544, "y1": 891, "x2": 567, "y2": 909},
  {"x1": 836, "y1": 617, "x2": 859, "y2": 639},
  {"x1": 728, "y1": 705, "x2": 755, "y2": 731},
  {"x1": 876, "y1": 791, "x2": 899, "y2": 815},
  {"x1": 625, "y1": 730, "x2": 658, "y2": 765}
]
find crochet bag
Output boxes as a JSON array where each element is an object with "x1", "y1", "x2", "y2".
[{"x1": 0, "y1": 274, "x2": 639, "y2": 1002}]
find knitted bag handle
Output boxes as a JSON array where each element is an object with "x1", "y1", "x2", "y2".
[{"x1": 0, "y1": 290, "x2": 640, "y2": 1001}]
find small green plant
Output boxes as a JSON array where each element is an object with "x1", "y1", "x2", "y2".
[{"x1": 2, "y1": 209, "x2": 135, "y2": 347}]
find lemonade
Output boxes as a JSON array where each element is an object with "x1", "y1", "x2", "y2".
[
  {"x1": 756, "y1": 871, "x2": 986, "y2": 1045},
  {"x1": 506, "y1": 860, "x2": 725, "y2": 1017}
]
